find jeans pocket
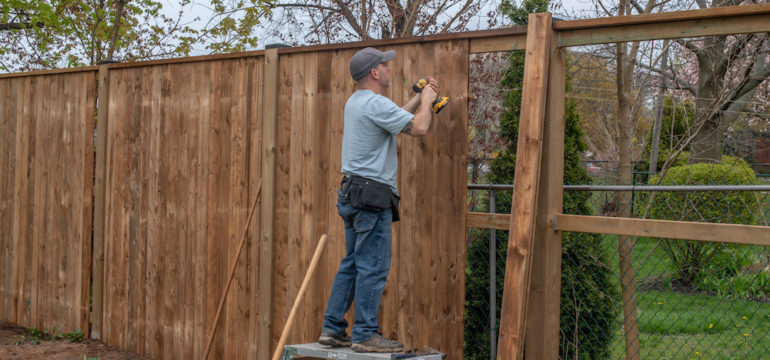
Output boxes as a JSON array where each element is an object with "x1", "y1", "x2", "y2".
[{"x1": 353, "y1": 212, "x2": 377, "y2": 233}]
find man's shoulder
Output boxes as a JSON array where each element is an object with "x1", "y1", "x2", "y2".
[{"x1": 350, "y1": 90, "x2": 395, "y2": 105}]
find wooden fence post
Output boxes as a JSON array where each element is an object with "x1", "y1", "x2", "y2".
[
  {"x1": 91, "y1": 65, "x2": 110, "y2": 340},
  {"x1": 258, "y1": 48, "x2": 279, "y2": 360},
  {"x1": 496, "y1": 13, "x2": 553, "y2": 360},
  {"x1": 524, "y1": 28, "x2": 564, "y2": 360}
]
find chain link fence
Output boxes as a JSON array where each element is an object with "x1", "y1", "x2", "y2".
[{"x1": 464, "y1": 174, "x2": 770, "y2": 359}]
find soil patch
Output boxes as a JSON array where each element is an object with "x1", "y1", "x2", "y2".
[{"x1": 0, "y1": 322, "x2": 149, "y2": 360}]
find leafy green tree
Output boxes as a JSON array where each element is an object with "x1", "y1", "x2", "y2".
[
  {"x1": 464, "y1": 1, "x2": 618, "y2": 359},
  {"x1": 0, "y1": 0, "x2": 270, "y2": 72}
]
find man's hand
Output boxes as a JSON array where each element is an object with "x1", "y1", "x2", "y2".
[
  {"x1": 401, "y1": 76, "x2": 439, "y2": 137},
  {"x1": 425, "y1": 77, "x2": 439, "y2": 93},
  {"x1": 420, "y1": 77, "x2": 438, "y2": 104}
]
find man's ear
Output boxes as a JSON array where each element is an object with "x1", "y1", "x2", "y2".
[{"x1": 370, "y1": 67, "x2": 379, "y2": 80}]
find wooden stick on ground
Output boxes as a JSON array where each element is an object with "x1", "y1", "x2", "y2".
[
  {"x1": 202, "y1": 184, "x2": 262, "y2": 360},
  {"x1": 271, "y1": 234, "x2": 329, "y2": 360}
]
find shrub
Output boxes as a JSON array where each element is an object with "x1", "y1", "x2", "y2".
[{"x1": 639, "y1": 156, "x2": 761, "y2": 288}]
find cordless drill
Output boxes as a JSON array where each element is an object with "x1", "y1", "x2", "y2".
[{"x1": 412, "y1": 79, "x2": 449, "y2": 114}]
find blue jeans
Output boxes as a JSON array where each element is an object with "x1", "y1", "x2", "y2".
[{"x1": 322, "y1": 190, "x2": 393, "y2": 343}]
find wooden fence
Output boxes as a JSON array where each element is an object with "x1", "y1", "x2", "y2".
[
  {"x1": 0, "y1": 71, "x2": 96, "y2": 333},
  {"x1": 88, "y1": 40, "x2": 469, "y2": 360},
  {"x1": 1, "y1": 4, "x2": 769, "y2": 360}
]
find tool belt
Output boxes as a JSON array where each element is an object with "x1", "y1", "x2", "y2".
[{"x1": 341, "y1": 174, "x2": 400, "y2": 222}]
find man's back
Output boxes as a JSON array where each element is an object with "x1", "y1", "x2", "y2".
[{"x1": 341, "y1": 89, "x2": 412, "y2": 193}]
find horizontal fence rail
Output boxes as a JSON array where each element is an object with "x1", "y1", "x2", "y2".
[{"x1": 466, "y1": 185, "x2": 770, "y2": 240}]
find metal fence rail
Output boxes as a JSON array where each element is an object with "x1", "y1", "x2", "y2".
[{"x1": 467, "y1": 184, "x2": 770, "y2": 191}]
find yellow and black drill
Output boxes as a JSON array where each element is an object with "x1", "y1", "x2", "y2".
[{"x1": 412, "y1": 79, "x2": 449, "y2": 114}]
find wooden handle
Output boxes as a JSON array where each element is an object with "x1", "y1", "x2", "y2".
[
  {"x1": 271, "y1": 234, "x2": 329, "y2": 360},
  {"x1": 202, "y1": 184, "x2": 262, "y2": 360}
]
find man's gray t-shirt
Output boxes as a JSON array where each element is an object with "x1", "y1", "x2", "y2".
[{"x1": 341, "y1": 89, "x2": 413, "y2": 194}]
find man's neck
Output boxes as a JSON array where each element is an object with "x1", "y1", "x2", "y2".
[{"x1": 357, "y1": 82, "x2": 386, "y2": 96}]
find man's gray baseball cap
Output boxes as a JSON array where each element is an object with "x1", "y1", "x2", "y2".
[{"x1": 349, "y1": 47, "x2": 396, "y2": 81}]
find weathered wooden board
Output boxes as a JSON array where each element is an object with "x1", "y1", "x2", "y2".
[
  {"x1": 7, "y1": 41, "x2": 468, "y2": 360},
  {"x1": 99, "y1": 58, "x2": 263, "y2": 360},
  {"x1": 0, "y1": 71, "x2": 96, "y2": 335}
]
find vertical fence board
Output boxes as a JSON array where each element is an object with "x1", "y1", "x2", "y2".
[
  {"x1": 312, "y1": 50, "x2": 332, "y2": 343},
  {"x1": 0, "y1": 78, "x2": 15, "y2": 321},
  {"x1": 396, "y1": 44, "x2": 419, "y2": 347},
  {"x1": 247, "y1": 55, "x2": 264, "y2": 360},
  {"x1": 145, "y1": 65, "x2": 163, "y2": 359},
  {"x1": 416, "y1": 42, "x2": 435, "y2": 351},
  {"x1": 271, "y1": 52, "x2": 293, "y2": 348},
  {"x1": 324, "y1": 48, "x2": 352, "y2": 339},
  {"x1": 298, "y1": 52, "x2": 316, "y2": 345},
  {"x1": 193, "y1": 61, "x2": 212, "y2": 360},
  {"x1": 205, "y1": 59, "x2": 227, "y2": 360},
  {"x1": 13, "y1": 77, "x2": 31, "y2": 326},
  {"x1": 524, "y1": 37, "x2": 565, "y2": 360},
  {"x1": 92, "y1": 66, "x2": 109, "y2": 340},
  {"x1": 257, "y1": 48, "x2": 277, "y2": 360},
  {"x1": 497, "y1": 13, "x2": 553, "y2": 360}
]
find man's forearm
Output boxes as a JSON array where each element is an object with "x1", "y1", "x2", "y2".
[
  {"x1": 402, "y1": 94, "x2": 421, "y2": 114},
  {"x1": 412, "y1": 100, "x2": 433, "y2": 135}
]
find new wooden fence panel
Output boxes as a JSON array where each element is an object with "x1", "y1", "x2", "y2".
[
  {"x1": 269, "y1": 41, "x2": 468, "y2": 359},
  {"x1": 0, "y1": 72, "x2": 95, "y2": 335},
  {"x1": 97, "y1": 40, "x2": 468, "y2": 360},
  {"x1": 100, "y1": 58, "x2": 263, "y2": 360}
]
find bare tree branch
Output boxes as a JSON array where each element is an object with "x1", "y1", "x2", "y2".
[
  {"x1": 717, "y1": 33, "x2": 756, "y2": 77},
  {"x1": 674, "y1": 38, "x2": 702, "y2": 56},
  {"x1": 630, "y1": 0, "x2": 645, "y2": 13},
  {"x1": 418, "y1": 0, "x2": 450, "y2": 36},
  {"x1": 439, "y1": 0, "x2": 475, "y2": 33},
  {"x1": 0, "y1": 21, "x2": 45, "y2": 31},
  {"x1": 636, "y1": 61, "x2": 697, "y2": 94},
  {"x1": 331, "y1": 0, "x2": 367, "y2": 39},
  {"x1": 401, "y1": 0, "x2": 423, "y2": 37},
  {"x1": 270, "y1": 3, "x2": 340, "y2": 11}
]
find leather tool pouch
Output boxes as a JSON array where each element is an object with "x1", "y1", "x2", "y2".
[{"x1": 341, "y1": 175, "x2": 400, "y2": 222}]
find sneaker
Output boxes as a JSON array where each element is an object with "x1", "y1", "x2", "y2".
[
  {"x1": 318, "y1": 329, "x2": 351, "y2": 347},
  {"x1": 351, "y1": 332, "x2": 404, "y2": 353}
]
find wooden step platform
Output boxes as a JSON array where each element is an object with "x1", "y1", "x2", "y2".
[{"x1": 280, "y1": 343, "x2": 444, "y2": 360}]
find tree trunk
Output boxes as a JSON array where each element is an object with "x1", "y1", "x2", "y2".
[
  {"x1": 649, "y1": 42, "x2": 669, "y2": 173},
  {"x1": 107, "y1": 0, "x2": 130, "y2": 61},
  {"x1": 690, "y1": 37, "x2": 727, "y2": 164},
  {"x1": 616, "y1": 32, "x2": 641, "y2": 360}
]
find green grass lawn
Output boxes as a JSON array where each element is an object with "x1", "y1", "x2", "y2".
[
  {"x1": 595, "y1": 235, "x2": 770, "y2": 359},
  {"x1": 609, "y1": 290, "x2": 770, "y2": 359}
]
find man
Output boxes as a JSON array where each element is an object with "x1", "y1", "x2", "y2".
[{"x1": 318, "y1": 47, "x2": 439, "y2": 353}]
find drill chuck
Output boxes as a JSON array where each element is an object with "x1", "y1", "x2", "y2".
[{"x1": 412, "y1": 79, "x2": 428, "y2": 93}]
